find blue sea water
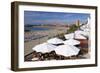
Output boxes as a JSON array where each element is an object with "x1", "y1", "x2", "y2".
[{"x1": 31, "y1": 27, "x2": 49, "y2": 31}]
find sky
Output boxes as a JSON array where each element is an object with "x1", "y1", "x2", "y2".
[{"x1": 24, "y1": 11, "x2": 90, "y2": 25}]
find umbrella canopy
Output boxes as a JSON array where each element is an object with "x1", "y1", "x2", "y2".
[
  {"x1": 80, "y1": 25, "x2": 86, "y2": 30},
  {"x1": 55, "y1": 45, "x2": 80, "y2": 57},
  {"x1": 75, "y1": 34, "x2": 87, "y2": 39},
  {"x1": 64, "y1": 33, "x2": 74, "y2": 39},
  {"x1": 75, "y1": 30, "x2": 84, "y2": 35},
  {"x1": 80, "y1": 24, "x2": 89, "y2": 31},
  {"x1": 32, "y1": 43, "x2": 57, "y2": 53},
  {"x1": 83, "y1": 28, "x2": 90, "y2": 32},
  {"x1": 47, "y1": 37, "x2": 63, "y2": 44},
  {"x1": 75, "y1": 30, "x2": 89, "y2": 37},
  {"x1": 63, "y1": 39, "x2": 80, "y2": 45}
]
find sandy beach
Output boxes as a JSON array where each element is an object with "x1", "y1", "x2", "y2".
[{"x1": 24, "y1": 26, "x2": 68, "y2": 56}]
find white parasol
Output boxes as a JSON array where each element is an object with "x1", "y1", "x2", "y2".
[
  {"x1": 32, "y1": 43, "x2": 57, "y2": 53},
  {"x1": 63, "y1": 39, "x2": 80, "y2": 45},
  {"x1": 75, "y1": 30, "x2": 89, "y2": 37},
  {"x1": 75, "y1": 34, "x2": 87, "y2": 39},
  {"x1": 64, "y1": 33, "x2": 74, "y2": 39},
  {"x1": 47, "y1": 37, "x2": 63, "y2": 44},
  {"x1": 54, "y1": 45, "x2": 80, "y2": 57}
]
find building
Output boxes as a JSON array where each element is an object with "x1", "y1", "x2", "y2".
[{"x1": 76, "y1": 20, "x2": 80, "y2": 27}]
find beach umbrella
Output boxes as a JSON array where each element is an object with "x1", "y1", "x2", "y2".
[
  {"x1": 47, "y1": 37, "x2": 63, "y2": 45},
  {"x1": 75, "y1": 34, "x2": 87, "y2": 39},
  {"x1": 54, "y1": 45, "x2": 80, "y2": 57},
  {"x1": 63, "y1": 39, "x2": 80, "y2": 46},
  {"x1": 82, "y1": 30, "x2": 89, "y2": 37},
  {"x1": 83, "y1": 28, "x2": 90, "y2": 32},
  {"x1": 64, "y1": 33, "x2": 74, "y2": 39},
  {"x1": 75, "y1": 30, "x2": 89, "y2": 37},
  {"x1": 75, "y1": 30, "x2": 84, "y2": 35},
  {"x1": 32, "y1": 43, "x2": 57, "y2": 53},
  {"x1": 80, "y1": 24, "x2": 90, "y2": 31},
  {"x1": 80, "y1": 25, "x2": 86, "y2": 30}
]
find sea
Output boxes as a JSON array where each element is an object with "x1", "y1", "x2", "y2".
[{"x1": 25, "y1": 27, "x2": 50, "y2": 31}]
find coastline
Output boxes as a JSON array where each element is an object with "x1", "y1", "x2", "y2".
[{"x1": 24, "y1": 26, "x2": 67, "y2": 56}]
